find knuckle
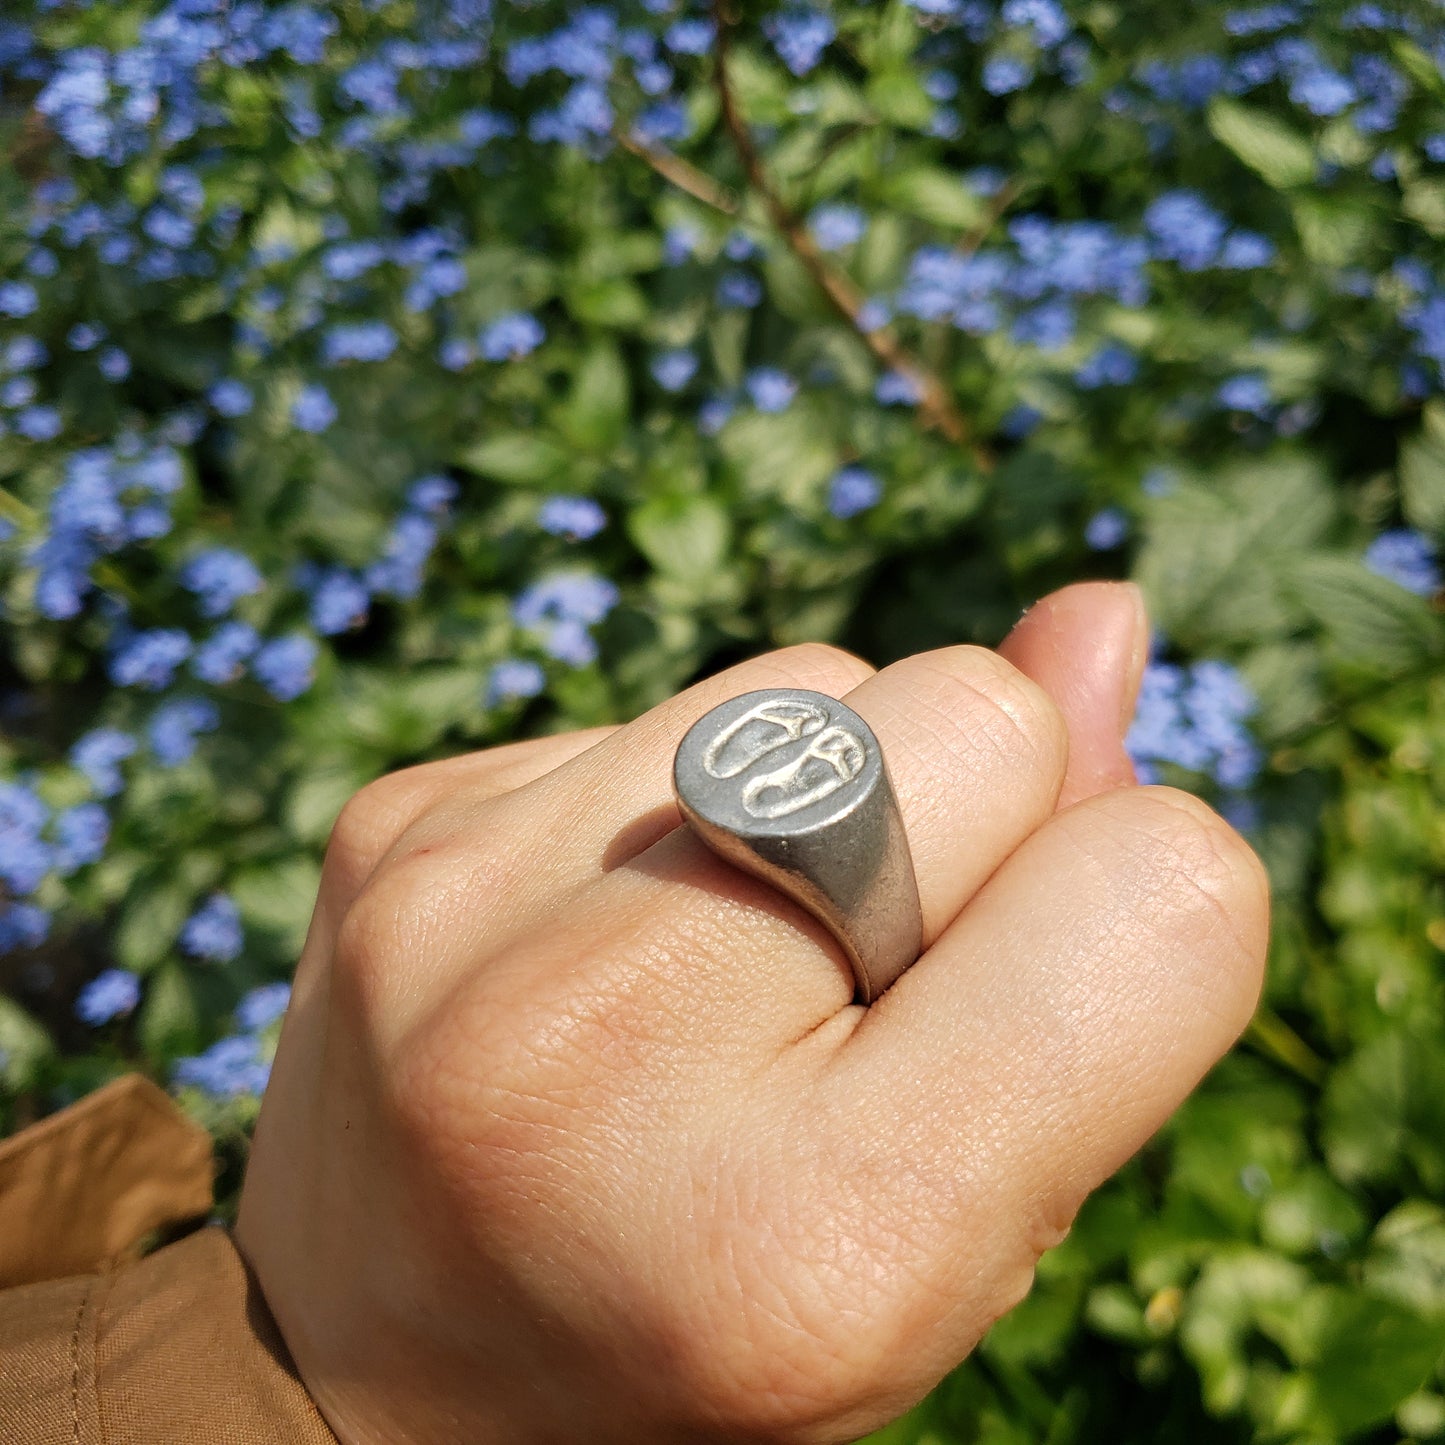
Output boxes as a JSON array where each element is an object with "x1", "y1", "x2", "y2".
[
  {"x1": 1103, "y1": 785, "x2": 1271, "y2": 1000},
  {"x1": 326, "y1": 773, "x2": 429, "y2": 883},
  {"x1": 913, "y1": 645, "x2": 1069, "y2": 778},
  {"x1": 754, "y1": 641, "x2": 876, "y2": 697}
]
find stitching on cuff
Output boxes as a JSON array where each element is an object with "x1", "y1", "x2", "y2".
[{"x1": 69, "y1": 1278, "x2": 90, "y2": 1445}]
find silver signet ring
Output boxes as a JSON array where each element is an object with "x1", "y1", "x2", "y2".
[{"x1": 672, "y1": 687, "x2": 923, "y2": 1004}]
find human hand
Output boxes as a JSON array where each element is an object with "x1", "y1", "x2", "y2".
[{"x1": 235, "y1": 581, "x2": 1269, "y2": 1445}]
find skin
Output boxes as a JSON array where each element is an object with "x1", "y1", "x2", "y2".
[{"x1": 235, "y1": 580, "x2": 1270, "y2": 1445}]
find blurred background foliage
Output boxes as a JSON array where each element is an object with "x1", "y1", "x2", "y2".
[{"x1": 2, "y1": 0, "x2": 1445, "y2": 1438}]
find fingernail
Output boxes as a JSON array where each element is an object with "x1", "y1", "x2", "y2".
[{"x1": 1117, "y1": 581, "x2": 1149, "y2": 740}]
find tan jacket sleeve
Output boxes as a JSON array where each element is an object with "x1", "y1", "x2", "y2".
[{"x1": 0, "y1": 1074, "x2": 338, "y2": 1444}]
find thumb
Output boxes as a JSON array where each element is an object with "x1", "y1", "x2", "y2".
[{"x1": 997, "y1": 580, "x2": 1149, "y2": 809}]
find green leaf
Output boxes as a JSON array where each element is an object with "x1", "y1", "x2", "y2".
[
  {"x1": 1404, "y1": 179, "x2": 1445, "y2": 237},
  {"x1": 457, "y1": 432, "x2": 571, "y2": 486},
  {"x1": 879, "y1": 165, "x2": 986, "y2": 230},
  {"x1": 1291, "y1": 196, "x2": 1379, "y2": 266},
  {"x1": 1136, "y1": 454, "x2": 1334, "y2": 647},
  {"x1": 1400, "y1": 401, "x2": 1445, "y2": 536},
  {"x1": 114, "y1": 873, "x2": 206, "y2": 973},
  {"x1": 1208, "y1": 99, "x2": 1316, "y2": 189},
  {"x1": 0, "y1": 996, "x2": 53, "y2": 1090},
  {"x1": 717, "y1": 406, "x2": 838, "y2": 506},
  {"x1": 628, "y1": 494, "x2": 730, "y2": 579},
  {"x1": 1294, "y1": 1292, "x2": 1445, "y2": 1437},
  {"x1": 1323, "y1": 1030, "x2": 1445, "y2": 1194},
  {"x1": 558, "y1": 342, "x2": 630, "y2": 454},
  {"x1": 1258, "y1": 1168, "x2": 1369, "y2": 1257},
  {"x1": 1366, "y1": 1202, "x2": 1445, "y2": 1319},
  {"x1": 1282, "y1": 554, "x2": 1442, "y2": 673},
  {"x1": 138, "y1": 962, "x2": 201, "y2": 1062},
  {"x1": 232, "y1": 855, "x2": 322, "y2": 956}
]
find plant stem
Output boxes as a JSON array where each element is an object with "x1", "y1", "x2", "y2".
[
  {"x1": 1245, "y1": 1006, "x2": 1328, "y2": 1087},
  {"x1": 710, "y1": 2, "x2": 992, "y2": 472}
]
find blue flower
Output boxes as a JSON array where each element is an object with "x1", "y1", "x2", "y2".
[
  {"x1": 698, "y1": 396, "x2": 736, "y2": 434},
  {"x1": 542, "y1": 618, "x2": 599, "y2": 666},
  {"x1": 98, "y1": 347, "x2": 130, "y2": 382},
  {"x1": 181, "y1": 893, "x2": 244, "y2": 962},
  {"x1": 1001, "y1": 0, "x2": 1070, "y2": 45},
  {"x1": 1287, "y1": 63, "x2": 1355, "y2": 116},
  {"x1": 1364, "y1": 529, "x2": 1441, "y2": 595},
  {"x1": 109, "y1": 629, "x2": 193, "y2": 690},
  {"x1": 809, "y1": 203, "x2": 866, "y2": 251},
  {"x1": 1076, "y1": 342, "x2": 1140, "y2": 389},
  {"x1": 181, "y1": 547, "x2": 263, "y2": 617},
  {"x1": 322, "y1": 320, "x2": 399, "y2": 365},
  {"x1": 71, "y1": 728, "x2": 137, "y2": 798},
  {"x1": 717, "y1": 270, "x2": 763, "y2": 309},
  {"x1": 193, "y1": 621, "x2": 261, "y2": 684},
  {"x1": 486, "y1": 658, "x2": 546, "y2": 705},
  {"x1": 237, "y1": 982, "x2": 292, "y2": 1032},
  {"x1": 76, "y1": 969, "x2": 141, "y2": 1026},
  {"x1": 1084, "y1": 507, "x2": 1131, "y2": 550},
  {"x1": 650, "y1": 348, "x2": 699, "y2": 391},
  {"x1": 15, "y1": 405, "x2": 62, "y2": 441},
  {"x1": 0, "y1": 781, "x2": 50, "y2": 896},
  {"x1": 765, "y1": 9, "x2": 836, "y2": 76},
  {"x1": 875, "y1": 371, "x2": 922, "y2": 405},
  {"x1": 307, "y1": 568, "x2": 370, "y2": 634},
  {"x1": 664, "y1": 18, "x2": 714, "y2": 54},
  {"x1": 1, "y1": 376, "x2": 37, "y2": 408},
  {"x1": 148, "y1": 697, "x2": 221, "y2": 766},
  {"x1": 252, "y1": 634, "x2": 319, "y2": 701},
  {"x1": 366, "y1": 512, "x2": 439, "y2": 600},
  {"x1": 68, "y1": 322, "x2": 105, "y2": 352},
  {"x1": 173, "y1": 1033, "x2": 272, "y2": 1098},
  {"x1": 539, "y1": 495, "x2": 607, "y2": 541},
  {"x1": 633, "y1": 100, "x2": 690, "y2": 146},
  {"x1": 439, "y1": 337, "x2": 476, "y2": 370},
  {"x1": 406, "y1": 474, "x2": 458, "y2": 513},
  {"x1": 479, "y1": 312, "x2": 545, "y2": 361},
  {"x1": 0, "y1": 902, "x2": 49, "y2": 954},
  {"x1": 744, "y1": 366, "x2": 798, "y2": 413},
  {"x1": 827, "y1": 466, "x2": 883, "y2": 519},
  {"x1": 54, "y1": 802, "x2": 109, "y2": 872},
  {"x1": 513, "y1": 572, "x2": 620, "y2": 627},
  {"x1": 1145, "y1": 190, "x2": 1228, "y2": 270},
  {"x1": 1012, "y1": 298, "x2": 1077, "y2": 350},
  {"x1": 291, "y1": 383, "x2": 337, "y2": 433},
  {"x1": 1219, "y1": 231, "x2": 1277, "y2": 269},
  {"x1": 1126, "y1": 656, "x2": 1262, "y2": 788},
  {"x1": 0, "y1": 281, "x2": 38, "y2": 317},
  {"x1": 3, "y1": 336, "x2": 47, "y2": 370},
  {"x1": 983, "y1": 55, "x2": 1034, "y2": 95},
  {"x1": 1218, "y1": 373, "x2": 1273, "y2": 414}
]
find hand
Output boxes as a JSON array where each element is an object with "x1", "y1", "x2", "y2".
[{"x1": 235, "y1": 582, "x2": 1269, "y2": 1445}]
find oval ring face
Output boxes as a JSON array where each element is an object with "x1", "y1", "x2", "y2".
[{"x1": 675, "y1": 688, "x2": 882, "y2": 838}]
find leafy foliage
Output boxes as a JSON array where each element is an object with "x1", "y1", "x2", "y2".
[{"x1": 2, "y1": 0, "x2": 1445, "y2": 1438}]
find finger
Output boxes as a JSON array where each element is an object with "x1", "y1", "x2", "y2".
[
  {"x1": 826, "y1": 785, "x2": 1269, "y2": 1350},
  {"x1": 432, "y1": 644, "x2": 1071, "y2": 1060},
  {"x1": 997, "y1": 581, "x2": 1148, "y2": 809},
  {"x1": 388, "y1": 643, "x2": 876, "y2": 896},
  {"x1": 335, "y1": 645, "x2": 875, "y2": 1039},
  {"x1": 835, "y1": 646, "x2": 1070, "y2": 947},
  {"x1": 318, "y1": 726, "x2": 620, "y2": 917}
]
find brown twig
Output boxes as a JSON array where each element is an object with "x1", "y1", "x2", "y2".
[
  {"x1": 955, "y1": 176, "x2": 1024, "y2": 259},
  {"x1": 616, "y1": 130, "x2": 738, "y2": 214},
  {"x1": 710, "y1": 3, "x2": 992, "y2": 471}
]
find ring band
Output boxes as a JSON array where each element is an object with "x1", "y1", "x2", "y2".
[{"x1": 672, "y1": 688, "x2": 922, "y2": 1004}]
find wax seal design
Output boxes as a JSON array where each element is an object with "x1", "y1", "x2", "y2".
[{"x1": 672, "y1": 687, "x2": 922, "y2": 1004}]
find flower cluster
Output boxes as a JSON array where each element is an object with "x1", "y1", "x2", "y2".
[{"x1": 1126, "y1": 655, "x2": 1264, "y2": 793}]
